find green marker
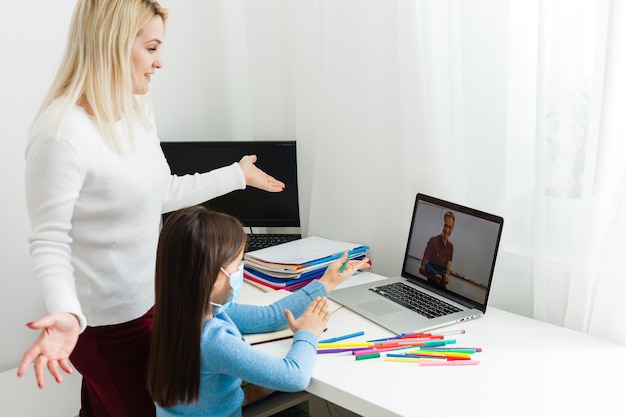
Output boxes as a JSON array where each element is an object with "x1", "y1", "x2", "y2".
[
  {"x1": 355, "y1": 352, "x2": 380, "y2": 361},
  {"x1": 340, "y1": 250, "x2": 353, "y2": 274}
]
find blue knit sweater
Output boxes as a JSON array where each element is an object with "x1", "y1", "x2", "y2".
[{"x1": 155, "y1": 280, "x2": 327, "y2": 417}]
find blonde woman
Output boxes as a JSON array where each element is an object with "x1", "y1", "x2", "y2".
[{"x1": 17, "y1": 1, "x2": 283, "y2": 416}]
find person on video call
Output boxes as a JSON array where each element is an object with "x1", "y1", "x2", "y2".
[{"x1": 420, "y1": 211, "x2": 455, "y2": 289}]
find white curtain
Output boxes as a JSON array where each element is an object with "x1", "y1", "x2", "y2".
[
  {"x1": 499, "y1": 0, "x2": 626, "y2": 344},
  {"x1": 192, "y1": 0, "x2": 626, "y2": 344}
]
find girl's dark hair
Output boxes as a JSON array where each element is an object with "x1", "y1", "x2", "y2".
[{"x1": 147, "y1": 206, "x2": 246, "y2": 407}]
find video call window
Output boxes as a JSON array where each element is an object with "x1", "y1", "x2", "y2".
[{"x1": 403, "y1": 201, "x2": 502, "y2": 305}]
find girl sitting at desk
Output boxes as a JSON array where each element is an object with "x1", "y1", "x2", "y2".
[{"x1": 147, "y1": 206, "x2": 370, "y2": 417}]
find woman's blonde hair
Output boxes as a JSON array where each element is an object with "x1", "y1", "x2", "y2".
[{"x1": 37, "y1": 0, "x2": 168, "y2": 154}]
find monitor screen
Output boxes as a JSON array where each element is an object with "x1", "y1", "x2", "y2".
[{"x1": 160, "y1": 141, "x2": 300, "y2": 228}]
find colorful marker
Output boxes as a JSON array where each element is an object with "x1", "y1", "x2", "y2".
[
  {"x1": 319, "y1": 331, "x2": 365, "y2": 344},
  {"x1": 355, "y1": 352, "x2": 381, "y2": 361},
  {"x1": 317, "y1": 347, "x2": 371, "y2": 354},
  {"x1": 339, "y1": 250, "x2": 353, "y2": 274},
  {"x1": 318, "y1": 342, "x2": 374, "y2": 348},
  {"x1": 419, "y1": 360, "x2": 480, "y2": 366},
  {"x1": 423, "y1": 347, "x2": 482, "y2": 353},
  {"x1": 385, "y1": 357, "x2": 444, "y2": 363},
  {"x1": 353, "y1": 345, "x2": 420, "y2": 356}
]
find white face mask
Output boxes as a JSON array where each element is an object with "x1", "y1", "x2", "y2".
[{"x1": 210, "y1": 262, "x2": 244, "y2": 315}]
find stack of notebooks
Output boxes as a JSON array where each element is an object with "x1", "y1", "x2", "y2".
[{"x1": 244, "y1": 236, "x2": 369, "y2": 292}]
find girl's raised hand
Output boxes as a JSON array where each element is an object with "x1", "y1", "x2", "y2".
[{"x1": 284, "y1": 296, "x2": 330, "y2": 337}]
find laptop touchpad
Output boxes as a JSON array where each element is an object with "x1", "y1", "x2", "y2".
[{"x1": 357, "y1": 300, "x2": 401, "y2": 316}]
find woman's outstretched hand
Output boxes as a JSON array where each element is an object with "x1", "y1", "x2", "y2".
[
  {"x1": 16, "y1": 312, "x2": 80, "y2": 388},
  {"x1": 239, "y1": 155, "x2": 285, "y2": 192}
]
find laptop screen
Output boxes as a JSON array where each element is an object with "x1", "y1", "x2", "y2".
[
  {"x1": 160, "y1": 141, "x2": 300, "y2": 228},
  {"x1": 402, "y1": 194, "x2": 503, "y2": 310}
]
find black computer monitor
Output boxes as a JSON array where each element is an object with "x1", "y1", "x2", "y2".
[{"x1": 160, "y1": 141, "x2": 300, "y2": 228}]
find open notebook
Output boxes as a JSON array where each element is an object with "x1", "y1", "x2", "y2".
[{"x1": 238, "y1": 290, "x2": 342, "y2": 345}]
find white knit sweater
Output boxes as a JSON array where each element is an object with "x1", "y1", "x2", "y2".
[{"x1": 25, "y1": 103, "x2": 245, "y2": 331}]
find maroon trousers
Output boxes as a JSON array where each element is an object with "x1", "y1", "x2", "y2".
[{"x1": 69, "y1": 308, "x2": 155, "y2": 417}]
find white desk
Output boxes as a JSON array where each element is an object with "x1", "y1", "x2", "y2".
[
  {"x1": 3, "y1": 272, "x2": 624, "y2": 417},
  {"x1": 0, "y1": 366, "x2": 81, "y2": 417},
  {"x1": 245, "y1": 272, "x2": 626, "y2": 417}
]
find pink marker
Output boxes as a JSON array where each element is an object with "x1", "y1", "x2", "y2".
[{"x1": 419, "y1": 359, "x2": 480, "y2": 366}]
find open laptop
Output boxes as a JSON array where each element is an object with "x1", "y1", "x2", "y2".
[
  {"x1": 329, "y1": 193, "x2": 504, "y2": 335},
  {"x1": 160, "y1": 141, "x2": 302, "y2": 251}
]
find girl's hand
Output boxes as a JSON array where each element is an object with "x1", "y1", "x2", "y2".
[
  {"x1": 318, "y1": 251, "x2": 371, "y2": 293},
  {"x1": 284, "y1": 297, "x2": 330, "y2": 337}
]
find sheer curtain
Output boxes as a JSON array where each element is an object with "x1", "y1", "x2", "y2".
[
  {"x1": 196, "y1": 0, "x2": 626, "y2": 343},
  {"x1": 499, "y1": 0, "x2": 626, "y2": 343}
]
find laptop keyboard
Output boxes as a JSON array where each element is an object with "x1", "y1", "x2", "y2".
[
  {"x1": 246, "y1": 233, "x2": 302, "y2": 252},
  {"x1": 369, "y1": 282, "x2": 461, "y2": 319}
]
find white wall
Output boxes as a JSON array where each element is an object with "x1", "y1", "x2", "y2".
[{"x1": 0, "y1": 2, "x2": 76, "y2": 372}]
